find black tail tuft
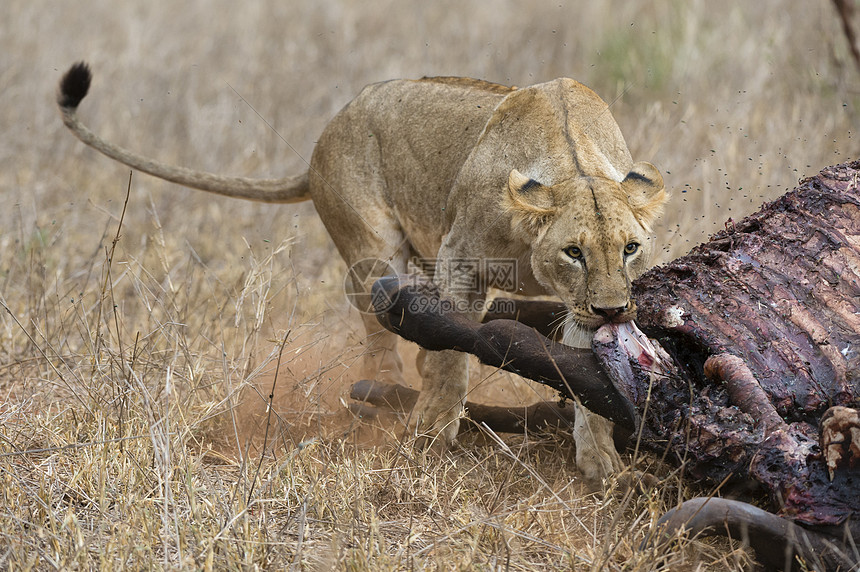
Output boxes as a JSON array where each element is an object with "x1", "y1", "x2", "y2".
[{"x1": 58, "y1": 62, "x2": 92, "y2": 109}]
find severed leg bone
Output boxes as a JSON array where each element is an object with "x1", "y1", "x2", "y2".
[{"x1": 649, "y1": 497, "x2": 858, "y2": 571}]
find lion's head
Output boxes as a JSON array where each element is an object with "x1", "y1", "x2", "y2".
[{"x1": 504, "y1": 162, "x2": 667, "y2": 333}]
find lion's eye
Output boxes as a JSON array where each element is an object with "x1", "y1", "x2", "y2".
[
  {"x1": 624, "y1": 242, "x2": 639, "y2": 256},
  {"x1": 563, "y1": 245, "x2": 582, "y2": 260}
]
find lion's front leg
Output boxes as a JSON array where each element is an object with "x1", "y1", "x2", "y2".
[
  {"x1": 409, "y1": 247, "x2": 484, "y2": 448},
  {"x1": 572, "y1": 400, "x2": 625, "y2": 487},
  {"x1": 410, "y1": 348, "x2": 469, "y2": 447}
]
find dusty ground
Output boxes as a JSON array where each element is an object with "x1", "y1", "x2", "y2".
[{"x1": 2, "y1": 1, "x2": 859, "y2": 569}]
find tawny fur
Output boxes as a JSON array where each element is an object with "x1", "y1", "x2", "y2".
[{"x1": 58, "y1": 65, "x2": 667, "y2": 481}]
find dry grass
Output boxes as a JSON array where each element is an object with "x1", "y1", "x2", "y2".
[{"x1": 2, "y1": 0, "x2": 859, "y2": 569}]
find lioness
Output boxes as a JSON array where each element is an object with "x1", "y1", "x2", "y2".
[{"x1": 58, "y1": 63, "x2": 666, "y2": 485}]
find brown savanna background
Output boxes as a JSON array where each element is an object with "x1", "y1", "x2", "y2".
[{"x1": 1, "y1": 1, "x2": 858, "y2": 569}]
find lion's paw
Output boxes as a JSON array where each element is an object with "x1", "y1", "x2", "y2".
[{"x1": 409, "y1": 396, "x2": 462, "y2": 450}]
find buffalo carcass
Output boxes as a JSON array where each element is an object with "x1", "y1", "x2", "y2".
[{"x1": 352, "y1": 160, "x2": 860, "y2": 570}]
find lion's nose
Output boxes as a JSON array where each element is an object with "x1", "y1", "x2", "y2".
[{"x1": 591, "y1": 304, "x2": 627, "y2": 321}]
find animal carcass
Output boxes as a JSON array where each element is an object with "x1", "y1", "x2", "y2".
[{"x1": 354, "y1": 161, "x2": 860, "y2": 570}]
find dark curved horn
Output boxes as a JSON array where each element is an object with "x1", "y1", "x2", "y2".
[
  {"x1": 349, "y1": 379, "x2": 587, "y2": 435},
  {"x1": 371, "y1": 276, "x2": 637, "y2": 429},
  {"x1": 482, "y1": 297, "x2": 567, "y2": 339},
  {"x1": 648, "y1": 497, "x2": 857, "y2": 571}
]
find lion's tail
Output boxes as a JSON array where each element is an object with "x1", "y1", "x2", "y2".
[{"x1": 57, "y1": 62, "x2": 310, "y2": 204}]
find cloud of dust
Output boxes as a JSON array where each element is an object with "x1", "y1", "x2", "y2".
[
  {"x1": 219, "y1": 311, "x2": 415, "y2": 458},
  {"x1": 213, "y1": 307, "x2": 559, "y2": 460}
]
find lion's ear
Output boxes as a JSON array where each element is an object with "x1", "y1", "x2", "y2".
[
  {"x1": 503, "y1": 169, "x2": 558, "y2": 239},
  {"x1": 622, "y1": 162, "x2": 667, "y2": 232}
]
